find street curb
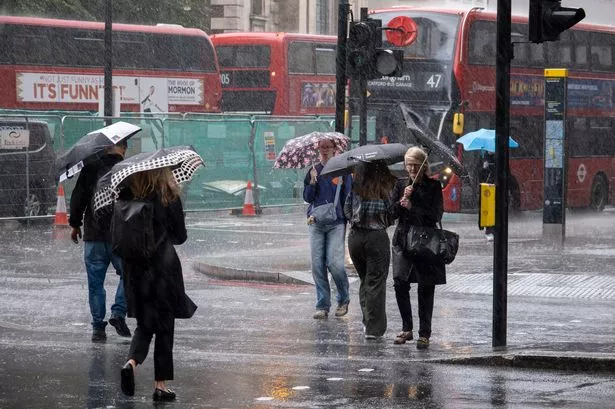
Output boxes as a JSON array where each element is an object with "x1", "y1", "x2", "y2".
[
  {"x1": 193, "y1": 261, "x2": 311, "y2": 285},
  {"x1": 429, "y1": 353, "x2": 615, "y2": 373}
]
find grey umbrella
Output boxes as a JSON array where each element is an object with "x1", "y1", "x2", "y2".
[
  {"x1": 93, "y1": 145, "x2": 204, "y2": 213},
  {"x1": 398, "y1": 103, "x2": 468, "y2": 178},
  {"x1": 56, "y1": 121, "x2": 142, "y2": 182},
  {"x1": 320, "y1": 143, "x2": 409, "y2": 178}
]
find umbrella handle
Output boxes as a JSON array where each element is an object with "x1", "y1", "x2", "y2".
[
  {"x1": 65, "y1": 165, "x2": 73, "y2": 180},
  {"x1": 408, "y1": 154, "x2": 429, "y2": 189}
]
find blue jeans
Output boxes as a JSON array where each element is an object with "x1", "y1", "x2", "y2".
[
  {"x1": 84, "y1": 241, "x2": 127, "y2": 329},
  {"x1": 309, "y1": 222, "x2": 349, "y2": 311}
]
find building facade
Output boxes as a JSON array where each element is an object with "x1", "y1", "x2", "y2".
[{"x1": 210, "y1": 0, "x2": 368, "y2": 34}]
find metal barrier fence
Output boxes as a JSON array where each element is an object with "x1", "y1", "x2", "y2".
[{"x1": 0, "y1": 111, "x2": 376, "y2": 219}]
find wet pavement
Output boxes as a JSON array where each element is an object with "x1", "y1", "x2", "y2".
[{"x1": 2, "y1": 208, "x2": 615, "y2": 408}]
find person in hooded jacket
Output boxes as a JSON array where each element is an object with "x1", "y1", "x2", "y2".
[
  {"x1": 118, "y1": 166, "x2": 196, "y2": 402},
  {"x1": 69, "y1": 140, "x2": 131, "y2": 342},
  {"x1": 390, "y1": 146, "x2": 445, "y2": 350}
]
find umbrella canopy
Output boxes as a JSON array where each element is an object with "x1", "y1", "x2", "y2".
[
  {"x1": 456, "y1": 129, "x2": 519, "y2": 152},
  {"x1": 57, "y1": 121, "x2": 142, "y2": 182},
  {"x1": 273, "y1": 131, "x2": 349, "y2": 169},
  {"x1": 320, "y1": 143, "x2": 408, "y2": 178},
  {"x1": 93, "y1": 146, "x2": 204, "y2": 213},
  {"x1": 398, "y1": 103, "x2": 468, "y2": 177}
]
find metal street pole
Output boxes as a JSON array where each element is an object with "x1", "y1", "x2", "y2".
[
  {"x1": 104, "y1": 0, "x2": 113, "y2": 125},
  {"x1": 335, "y1": 1, "x2": 350, "y2": 134},
  {"x1": 493, "y1": 0, "x2": 512, "y2": 347}
]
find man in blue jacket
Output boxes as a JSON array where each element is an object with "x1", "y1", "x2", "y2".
[
  {"x1": 303, "y1": 139, "x2": 352, "y2": 319},
  {"x1": 69, "y1": 141, "x2": 131, "y2": 342}
]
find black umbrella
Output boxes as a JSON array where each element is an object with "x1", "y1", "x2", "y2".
[
  {"x1": 320, "y1": 143, "x2": 408, "y2": 178},
  {"x1": 398, "y1": 103, "x2": 468, "y2": 178},
  {"x1": 93, "y1": 145, "x2": 204, "y2": 213},
  {"x1": 57, "y1": 121, "x2": 142, "y2": 182}
]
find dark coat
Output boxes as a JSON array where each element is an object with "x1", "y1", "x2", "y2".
[
  {"x1": 69, "y1": 153, "x2": 124, "y2": 242},
  {"x1": 390, "y1": 176, "x2": 446, "y2": 285},
  {"x1": 121, "y1": 192, "x2": 196, "y2": 330}
]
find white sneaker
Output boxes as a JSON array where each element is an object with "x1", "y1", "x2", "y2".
[{"x1": 485, "y1": 233, "x2": 494, "y2": 242}]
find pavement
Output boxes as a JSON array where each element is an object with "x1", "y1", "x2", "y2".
[{"x1": 193, "y1": 207, "x2": 615, "y2": 373}]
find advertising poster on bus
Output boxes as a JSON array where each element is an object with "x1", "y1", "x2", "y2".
[
  {"x1": 138, "y1": 78, "x2": 168, "y2": 113},
  {"x1": 301, "y1": 82, "x2": 336, "y2": 108}
]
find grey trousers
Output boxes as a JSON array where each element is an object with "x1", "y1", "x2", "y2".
[{"x1": 347, "y1": 227, "x2": 390, "y2": 337}]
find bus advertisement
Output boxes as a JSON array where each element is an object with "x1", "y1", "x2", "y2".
[
  {"x1": 0, "y1": 16, "x2": 222, "y2": 113},
  {"x1": 365, "y1": 7, "x2": 615, "y2": 213},
  {"x1": 211, "y1": 32, "x2": 337, "y2": 115}
]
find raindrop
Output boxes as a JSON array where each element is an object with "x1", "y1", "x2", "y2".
[
  {"x1": 265, "y1": 242, "x2": 273, "y2": 245},
  {"x1": 196, "y1": 239, "x2": 205, "y2": 242},
  {"x1": 327, "y1": 377, "x2": 344, "y2": 381},
  {"x1": 292, "y1": 386, "x2": 310, "y2": 390},
  {"x1": 358, "y1": 368, "x2": 374, "y2": 372},
  {"x1": 260, "y1": 298, "x2": 271, "y2": 301},
  {"x1": 255, "y1": 397, "x2": 274, "y2": 401}
]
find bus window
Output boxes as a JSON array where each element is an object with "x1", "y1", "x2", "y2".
[
  {"x1": 573, "y1": 31, "x2": 589, "y2": 70},
  {"x1": 469, "y1": 20, "x2": 495, "y2": 65},
  {"x1": 289, "y1": 42, "x2": 315, "y2": 73},
  {"x1": 183, "y1": 36, "x2": 217, "y2": 72},
  {"x1": 73, "y1": 29, "x2": 104, "y2": 67},
  {"x1": 12, "y1": 26, "x2": 55, "y2": 65},
  {"x1": 528, "y1": 42, "x2": 544, "y2": 67},
  {"x1": 589, "y1": 118, "x2": 614, "y2": 155},
  {"x1": 546, "y1": 30, "x2": 572, "y2": 66},
  {"x1": 315, "y1": 44, "x2": 336, "y2": 75},
  {"x1": 511, "y1": 24, "x2": 528, "y2": 67},
  {"x1": 569, "y1": 117, "x2": 587, "y2": 157},
  {"x1": 216, "y1": 45, "x2": 270, "y2": 68},
  {"x1": 589, "y1": 32, "x2": 613, "y2": 72}
]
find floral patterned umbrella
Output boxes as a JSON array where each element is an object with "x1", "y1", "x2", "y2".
[{"x1": 273, "y1": 131, "x2": 349, "y2": 169}]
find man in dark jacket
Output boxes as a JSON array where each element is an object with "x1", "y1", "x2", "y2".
[{"x1": 69, "y1": 141, "x2": 131, "y2": 342}]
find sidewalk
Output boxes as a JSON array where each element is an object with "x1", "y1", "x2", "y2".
[{"x1": 193, "y1": 212, "x2": 615, "y2": 373}]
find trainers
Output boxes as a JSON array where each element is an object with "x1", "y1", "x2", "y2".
[
  {"x1": 92, "y1": 327, "x2": 106, "y2": 343},
  {"x1": 416, "y1": 336, "x2": 430, "y2": 349},
  {"x1": 109, "y1": 316, "x2": 131, "y2": 337},
  {"x1": 313, "y1": 310, "x2": 328, "y2": 319},
  {"x1": 334, "y1": 303, "x2": 349, "y2": 317},
  {"x1": 393, "y1": 331, "x2": 413, "y2": 345}
]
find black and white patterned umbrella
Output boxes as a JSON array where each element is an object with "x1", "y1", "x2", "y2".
[
  {"x1": 93, "y1": 146, "x2": 204, "y2": 212},
  {"x1": 273, "y1": 131, "x2": 349, "y2": 169}
]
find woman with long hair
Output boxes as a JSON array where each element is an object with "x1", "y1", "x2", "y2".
[
  {"x1": 390, "y1": 146, "x2": 445, "y2": 349},
  {"x1": 119, "y1": 167, "x2": 196, "y2": 401},
  {"x1": 344, "y1": 160, "x2": 396, "y2": 339}
]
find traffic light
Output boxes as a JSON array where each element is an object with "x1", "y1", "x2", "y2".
[
  {"x1": 529, "y1": 0, "x2": 585, "y2": 43},
  {"x1": 347, "y1": 19, "x2": 404, "y2": 79}
]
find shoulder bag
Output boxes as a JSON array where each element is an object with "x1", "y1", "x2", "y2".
[
  {"x1": 309, "y1": 177, "x2": 342, "y2": 226},
  {"x1": 405, "y1": 222, "x2": 459, "y2": 265}
]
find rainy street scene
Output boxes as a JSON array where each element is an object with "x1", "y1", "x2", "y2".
[{"x1": 2, "y1": 0, "x2": 615, "y2": 408}]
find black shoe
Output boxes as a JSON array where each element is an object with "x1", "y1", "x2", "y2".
[
  {"x1": 120, "y1": 362, "x2": 135, "y2": 396},
  {"x1": 109, "y1": 316, "x2": 131, "y2": 337},
  {"x1": 92, "y1": 328, "x2": 106, "y2": 343},
  {"x1": 153, "y1": 388, "x2": 176, "y2": 402}
]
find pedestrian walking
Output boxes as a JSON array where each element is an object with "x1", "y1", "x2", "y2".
[
  {"x1": 390, "y1": 146, "x2": 445, "y2": 349},
  {"x1": 69, "y1": 141, "x2": 131, "y2": 342},
  {"x1": 344, "y1": 160, "x2": 396, "y2": 339},
  {"x1": 303, "y1": 138, "x2": 352, "y2": 319},
  {"x1": 117, "y1": 166, "x2": 197, "y2": 401}
]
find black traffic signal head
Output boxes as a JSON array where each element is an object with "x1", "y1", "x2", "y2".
[
  {"x1": 529, "y1": 0, "x2": 585, "y2": 43},
  {"x1": 347, "y1": 18, "x2": 404, "y2": 79}
]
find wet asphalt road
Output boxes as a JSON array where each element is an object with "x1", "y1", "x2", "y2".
[{"x1": 2, "y1": 209, "x2": 615, "y2": 408}]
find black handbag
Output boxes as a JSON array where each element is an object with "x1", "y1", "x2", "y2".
[{"x1": 405, "y1": 223, "x2": 459, "y2": 265}]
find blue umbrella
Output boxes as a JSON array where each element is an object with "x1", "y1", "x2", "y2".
[{"x1": 456, "y1": 129, "x2": 519, "y2": 152}]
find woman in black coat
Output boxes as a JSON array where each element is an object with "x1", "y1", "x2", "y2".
[
  {"x1": 390, "y1": 146, "x2": 445, "y2": 349},
  {"x1": 119, "y1": 167, "x2": 196, "y2": 402}
]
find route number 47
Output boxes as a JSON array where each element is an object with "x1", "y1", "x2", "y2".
[{"x1": 426, "y1": 74, "x2": 442, "y2": 88}]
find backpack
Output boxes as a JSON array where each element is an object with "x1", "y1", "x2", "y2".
[{"x1": 111, "y1": 199, "x2": 156, "y2": 260}]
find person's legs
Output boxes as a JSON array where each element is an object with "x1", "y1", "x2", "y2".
[
  {"x1": 417, "y1": 284, "x2": 435, "y2": 339},
  {"x1": 129, "y1": 323, "x2": 154, "y2": 365},
  {"x1": 393, "y1": 278, "x2": 413, "y2": 332},
  {"x1": 84, "y1": 241, "x2": 109, "y2": 332},
  {"x1": 153, "y1": 316, "x2": 175, "y2": 382},
  {"x1": 347, "y1": 228, "x2": 367, "y2": 326},
  {"x1": 310, "y1": 224, "x2": 331, "y2": 314},
  {"x1": 325, "y1": 223, "x2": 349, "y2": 306},
  {"x1": 108, "y1": 245, "x2": 127, "y2": 319},
  {"x1": 362, "y1": 230, "x2": 390, "y2": 337}
]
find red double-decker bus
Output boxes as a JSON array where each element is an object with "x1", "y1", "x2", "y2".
[
  {"x1": 366, "y1": 6, "x2": 615, "y2": 213},
  {"x1": 211, "y1": 32, "x2": 337, "y2": 115},
  {"x1": 0, "y1": 16, "x2": 221, "y2": 113}
]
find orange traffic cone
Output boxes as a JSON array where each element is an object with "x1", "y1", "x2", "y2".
[
  {"x1": 54, "y1": 185, "x2": 69, "y2": 227},
  {"x1": 241, "y1": 181, "x2": 257, "y2": 216}
]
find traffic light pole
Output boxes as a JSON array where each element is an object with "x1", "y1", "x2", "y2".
[
  {"x1": 358, "y1": 75, "x2": 368, "y2": 146},
  {"x1": 104, "y1": 0, "x2": 113, "y2": 126},
  {"x1": 493, "y1": 0, "x2": 511, "y2": 347},
  {"x1": 335, "y1": 1, "x2": 350, "y2": 134}
]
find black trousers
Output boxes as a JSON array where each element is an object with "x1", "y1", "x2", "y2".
[
  {"x1": 128, "y1": 313, "x2": 175, "y2": 381},
  {"x1": 348, "y1": 227, "x2": 390, "y2": 337},
  {"x1": 393, "y1": 278, "x2": 435, "y2": 339}
]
